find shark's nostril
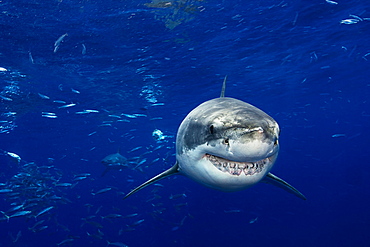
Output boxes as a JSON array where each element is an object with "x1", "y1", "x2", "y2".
[{"x1": 209, "y1": 125, "x2": 215, "y2": 134}]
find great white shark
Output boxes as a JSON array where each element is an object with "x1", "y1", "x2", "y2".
[
  {"x1": 124, "y1": 77, "x2": 306, "y2": 200},
  {"x1": 101, "y1": 151, "x2": 128, "y2": 177}
]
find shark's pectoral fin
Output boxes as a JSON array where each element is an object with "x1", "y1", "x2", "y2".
[
  {"x1": 262, "y1": 173, "x2": 307, "y2": 200},
  {"x1": 123, "y1": 162, "x2": 180, "y2": 200}
]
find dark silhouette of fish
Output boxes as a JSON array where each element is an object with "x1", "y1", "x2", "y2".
[{"x1": 101, "y1": 151, "x2": 128, "y2": 177}]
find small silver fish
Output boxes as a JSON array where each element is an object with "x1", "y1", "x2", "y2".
[
  {"x1": 340, "y1": 19, "x2": 359, "y2": 24},
  {"x1": 42, "y1": 115, "x2": 58, "y2": 119},
  {"x1": 332, "y1": 134, "x2": 346, "y2": 138},
  {"x1": 38, "y1": 93, "x2": 50, "y2": 99},
  {"x1": 29, "y1": 220, "x2": 45, "y2": 230},
  {"x1": 54, "y1": 33, "x2": 68, "y2": 53},
  {"x1": 106, "y1": 241, "x2": 128, "y2": 247},
  {"x1": 6, "y1": 204, "x2": 24, "y2": 213},
  {"x1": 29, "y1": 51, "x2": 34, "y2": 64},
  {"x1": 71, "y1": 88, "x2": 80, "y2": 94},
  {"x1": 73, "y1": 176, "x2": 87, "y2": 181},
  {"x1": 32, "y1": 225, "x2": 48, "y2": 232},
  {"x1": 169, "y1": 193, "x2": 187, "y2": 200},
  {"x1": 82, "y1": 44, "x2": 86, "y2": 55},
  {"x1": 42, "y1": 112, "x2": 56, "y2": 115},
  {"x1": 7, "y1": 152, "x2": 21, "y2": 162},
  {"x1": 55, "y1": 183, "x2": 73, "y2": 187},
  {"x1": 99, "y1": 123, "x2": 112, "y2": 127},
  {"x1": 249, "y1": 217, "x2": 258, "y2": 224},
  {"x1": 122, "y1": 113, "x2": 137, "y2": 118},
  {"x1": 122, "y1": 213, "x2": 138, "y2": 218},
  {"x1": 57, "y1": 238, "x2": 74, "y2": 246},
  {"x1": 74, "y1": 173, "x2": 91, "y2": 177},
  {"x1": 131, "y1": 219, "x2": 145, "y2": 226},
  {"x1": 0, "y1": 189, "x2": 13, "y2": 193},
  {"x1": 58, "y1": 103, "x2": 76, "y2": 109},
  {"x1": 101, "y1": 214, "x2": 123, "y2": 219},
  {"x1": 76, "y1": 109, "x2": 99, "y2": 114},
  {"x1": 0, "y1": 95, "x2": 12, "y2": 101},
  {"x1": 9, "y1": 210, "x2": 32, "y2": 218},
  {"x1": 91, "y1": 187, "x2": 112, "y2": 195},
  {"x1": 53, "y1": 100, "x2": 66, "y2": 104},
  {"x1": 128, "y1": 146, "x2": 142, "y2": 153},
  {"x1": 88, "y1": 132, "x2": 97, "y2": 136},
  {"x1": 134, "y1": 158, "x2": 147, "y2": 169},
  {"x1": 35, "y1": 206, "x2": 54, "y2": 218},
  {"x1": 150, "y1": 117, "x2": 163, "y2": 120}
]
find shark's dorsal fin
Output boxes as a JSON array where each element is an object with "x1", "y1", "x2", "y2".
[
  {"x1": 220, "y1": 75, "x2": 227, "y2": 98},
  {"x1": 262, "y1": 173, "x2": 307, "y2": 200},
  {"x1": 123, "y1": 162, "x2": 180, "y2": 199}
]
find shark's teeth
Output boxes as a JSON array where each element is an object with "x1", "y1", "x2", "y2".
[{"x1": 205, "y1": 154, "x2": 267, "y2": 176}]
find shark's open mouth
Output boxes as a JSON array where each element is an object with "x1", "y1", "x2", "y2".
[{"x1": 205, "y1": 154, "x2": 268, "y2": 176}]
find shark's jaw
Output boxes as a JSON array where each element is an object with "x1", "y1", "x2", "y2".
[
  {"x1": 177, "y1": 144, "x2": 278, "y2": 192},
  {"x1": 205, "y1": 153, "x2": 271, "y2": 177}
]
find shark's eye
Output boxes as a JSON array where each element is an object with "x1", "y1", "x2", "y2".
[
  {"x1": 209, "y1": 125, "x2": 214, "y2": 134},
  {"x1": 274, "y1": 139, "x2": 278, "y2": 146},
  {"x1": 223, "y1": 138, "x2": 229, "y2": 145}
]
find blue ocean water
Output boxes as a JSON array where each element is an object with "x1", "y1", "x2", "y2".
[{"x1": 1, "y1": 0, "x2": 370, "y2": 246}]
